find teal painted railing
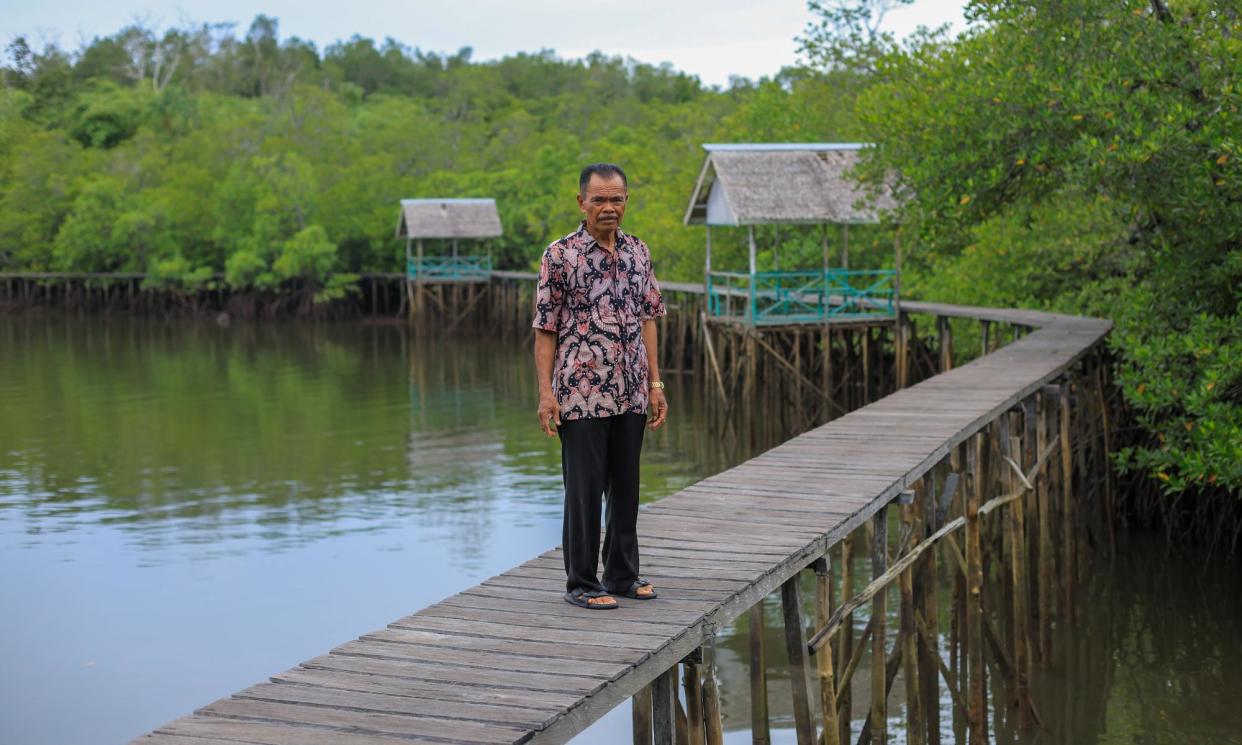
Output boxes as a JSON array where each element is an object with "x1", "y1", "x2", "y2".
[
  {"x1": 706, "y1": 269, "x2": 897, "y2": 324},
  {"x1": 407, "y1": 255, "x2": 492, "y2": 281}
]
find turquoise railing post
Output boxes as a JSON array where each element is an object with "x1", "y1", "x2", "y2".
[{"x1": 748, "y1": 273, "x2": 756, "y2": 324}]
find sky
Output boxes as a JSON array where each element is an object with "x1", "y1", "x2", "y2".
[{"x1": 1, "y1": 0, "x2": 968, "y2": 87}]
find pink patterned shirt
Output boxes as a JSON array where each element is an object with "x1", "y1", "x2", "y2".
[{"x1": 533, "y1": 222, "x2": 667, "y2": 421}]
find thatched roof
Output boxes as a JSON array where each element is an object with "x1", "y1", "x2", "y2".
[
  {"x1": 396, "y1": 199, "x2": 503, "y2": 239},
  {"x1": 683, "y1": 143, "x2": 897, "y2": 226}
]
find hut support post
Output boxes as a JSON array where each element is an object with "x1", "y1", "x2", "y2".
[{"x1": 747, "y1": 226, "x2": 757, "y2": 324}]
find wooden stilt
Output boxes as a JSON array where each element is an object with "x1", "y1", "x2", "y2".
[
  {"x1": 1007, "y1": 433, "x2": 1033, "y2": 729},
  {"x1": 869, "y1": 505, "x2": 888, "y2": 744},
  {"x1": 899, "y1": 492, "x2": 924, "y2": 745},
  {"x1": 684, "y1": 659, "x2": 705, "y2": 745},
  {"x1": 703, "y1": 643, "x2": 725, "y2": 745},
  {"x1": 750, "y1": 599, "x2": 771, "y2": 745},
  {"x1": 653, "y1": 666, "x2": 677, "y2": 745},
  {"x1": 781, "y1": 575, "x2": 817, "y2": 745},
  {"x1": 814, "y1": 557, "x2": 842, "y2": 745},
  {"x1": 966, "y1": 434, "x2": 986, "y2": 745},
  {"x1": 633, "y1": 684, "x2": 653, "y2": 745},
  {"x1": 837, "y1": 538, "x2": 854, "y2": 745},
  {"x1": 1036, "y1": 392, "x2": 1054, "y2": 665},
  {"x1": 1059, "y1": 380, "x2": 1076, "y2": 621}
]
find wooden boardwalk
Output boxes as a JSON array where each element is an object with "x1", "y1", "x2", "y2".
[{"x1": 133, "y1": 299, "x2": 1109, "y2": 745}]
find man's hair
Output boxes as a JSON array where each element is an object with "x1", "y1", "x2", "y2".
[{"x1": 579, "y1": 163, "x2": 628, "y2": 195}]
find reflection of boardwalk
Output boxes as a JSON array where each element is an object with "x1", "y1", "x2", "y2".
[{"x1": 134, "y1": 300, "x2": 1110, "y2": 745}]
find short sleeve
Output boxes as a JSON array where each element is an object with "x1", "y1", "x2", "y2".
[
  {"x1": 639, "y1": 243, "x2": 667, "y2": 321},
  {"x1": 532, "y1": 244, "x2": 564, "y2": 331}
]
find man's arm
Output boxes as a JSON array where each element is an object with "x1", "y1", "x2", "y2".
[
  {"x1": 534, "y1": 329, "x2": 560, "y2": 437},
  {"x1": 642, "y1": 319, "x2": 667, "y2": 430}
]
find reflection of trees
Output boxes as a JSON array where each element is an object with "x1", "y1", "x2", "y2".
[
  {"x1": 1024, "y1": 534, "x2": 1242, "y2": 745},
  {"x1": 0, "y1": 317, "x2": 424, "y2": 548}
]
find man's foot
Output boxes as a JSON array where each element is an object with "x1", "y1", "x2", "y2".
[
  {"x1": 564, "y1": 588, "x2": 618, "y2": 609},
  {"x1": 608, "y1": 578, "x2": 657, "y2": 600}
]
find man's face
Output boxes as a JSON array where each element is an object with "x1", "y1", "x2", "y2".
[{"x1": 577, "y1": 174, "x2": 628, "y2": 236}]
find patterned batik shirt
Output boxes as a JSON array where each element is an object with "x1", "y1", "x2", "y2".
[{"x1": 533, "y1": 221, "x2": 667, "y2": 421}]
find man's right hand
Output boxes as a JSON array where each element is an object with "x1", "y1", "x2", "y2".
[{"x1": 537, "y1": 394, "x2": 562, "y2": 437}]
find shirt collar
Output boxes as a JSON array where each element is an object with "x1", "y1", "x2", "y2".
[{"x1": 576, "y1": 220, "x2": 628, "y2": 252}]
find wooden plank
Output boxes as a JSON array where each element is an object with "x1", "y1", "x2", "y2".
[
  {"x1": 387, "y1": 616, "x2": 668, "y2": 650},
  {"x1": 332, "y1": 640, "x2": 628, "y2": 679},
  {"x1": 359, "y1": 628, "x2": 639, "y2": 665},
  {"x1": 300, "y1": 654, "x2": 605, "y2": 696},
  {"x1": 152, "y1": 718, "x2": 428, "y2": 745},
  {"x1": 194, "y1": 698, "x2": 529, "y2": 744},
  {"x1": 235, "y1": 682, "x2": 551, "y2": 729},
  {"x1": 271, "y1": 668, "x2": 581, "y2": 709}
]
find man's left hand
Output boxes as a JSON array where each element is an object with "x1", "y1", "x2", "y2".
[{"x1": 648, "y1": 388, "x2": 668, "y2": 430}]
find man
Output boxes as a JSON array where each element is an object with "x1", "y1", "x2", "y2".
[{"x1": 532, "y1": 162, "x2": 669, "y2": 610}]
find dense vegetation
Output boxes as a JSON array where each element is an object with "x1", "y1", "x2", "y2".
[
  {"x1": 0, "y1": 16, "x2": 887, "y2": 295},
  {"x1": 1, "y1": 1, "x2": 1238, "y2": 532},
  {"x1": 825, "y1": 0, "x2": 1240, "y2": 538}
]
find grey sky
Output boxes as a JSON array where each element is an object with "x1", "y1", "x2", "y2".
[{"x1": 2, "y1": 1, "x2": 967, "y2": 87}]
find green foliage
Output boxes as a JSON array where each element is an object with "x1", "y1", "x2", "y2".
[
  {"x1": 0, "y1": 15, "x2": 886, "y2": 297},
  {"x1": 818, "y1": 0, "x2": 1242, "y2": 494}
]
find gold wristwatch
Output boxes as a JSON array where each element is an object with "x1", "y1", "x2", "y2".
[{"x1": 649, "y1": 380, "x2": 665, "y2": 390}]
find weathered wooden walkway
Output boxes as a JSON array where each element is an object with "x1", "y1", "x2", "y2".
[{"x1": 133, "y1": 297, "x2": 1110, "y2": 745}]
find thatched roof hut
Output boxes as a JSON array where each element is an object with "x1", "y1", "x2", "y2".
[
  {"x1": 683, "y1": 143, "x2": 897, "y2": 226},
  {"x1": 396, "y1": 199, "x2": 503, "y2": 240}
]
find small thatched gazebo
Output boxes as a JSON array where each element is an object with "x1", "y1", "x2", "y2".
[
  {"x1": 684, "y1": 143, "x2": 899, "y2": 324},
  {"x1": 395, "y1": 198, "x2": 503, "y2": 283}
]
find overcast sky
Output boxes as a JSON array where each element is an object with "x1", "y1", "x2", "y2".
[{"x1": 2, "y1": 0, "x2": 967, "y2": 87}]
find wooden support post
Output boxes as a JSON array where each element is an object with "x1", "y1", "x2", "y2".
[
  {"x1": 703, "y1": 643, "x2": 725, "y2": 745},
  {"x1": 684, "y1": 660, "x2": 706, "y2": 745},
  {"x1": 920, "y1": 469, "x2": 943, "y2": 745},
  {"x1": 822, "y1": 326, "x2": 835, "y2": 422},
  {"x1": 899, "y1": 494, "x2": 924, "y2": 745},
  {"x1": 1058, "y1": 380, "x2": 1076, "y2": 622},
  {"x1": 653, "y1": 666, "x2": 677, "y2": 745},
  {"x1": 861, "y1": 329, "x2": 872, "y2": 405},
  {"x1": 896, "y1": 314, "x2": 909, "y2": 390},
  {"x1": 837, "y1": 538, "x2": 854, "y2": 745},
  {"x1": 980, "y1": 321, "x2": 990, "y2": 358},
  {"x1": 966, "y1": 435, "x2": 986, "y2": 745},
  {"x1": 1036, "y1": 392, "x2": 1054, "y2": 664},
  {"x1": 750, "y1": 599, "x2": 771, "y2": 745},
  {"x1": 633, "y1": 684, "x2": 653, "y2": 745},
  {"x1": 870, "y1": 505, "x2": 889, "y2": 744},
  {"x1": 1007, "y1": 434, "x2": 1033, "y2": 729},
  {"x1": 938, "y1": 316, "x2": 953, "y2": 372},
  {"x1": 782, "y1": 575, "x2": 817, "y2": 745},
  {"x1": 814, "y1": 557, "x2": 842, "y2": 745}
]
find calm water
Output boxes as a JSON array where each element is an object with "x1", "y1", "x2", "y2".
[{"x1": 1, "y1": 316, "x2": 1239, "y2": 745}]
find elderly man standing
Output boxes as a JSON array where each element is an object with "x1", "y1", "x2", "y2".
[{"x1": 533, "y1": 162, "x2": 670, "y2": 610}]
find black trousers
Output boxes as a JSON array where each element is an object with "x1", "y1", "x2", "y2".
[{"x1": 558, "y1": 412, "x2": 646, "y2": 594}]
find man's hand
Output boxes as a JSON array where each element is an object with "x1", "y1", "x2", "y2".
[
  {"x1": 538, "y1": 394, "x2": 562, "y2": 437},
  {"x1": 648, "y1": 388, "x2": 668, "y2": 430}
]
